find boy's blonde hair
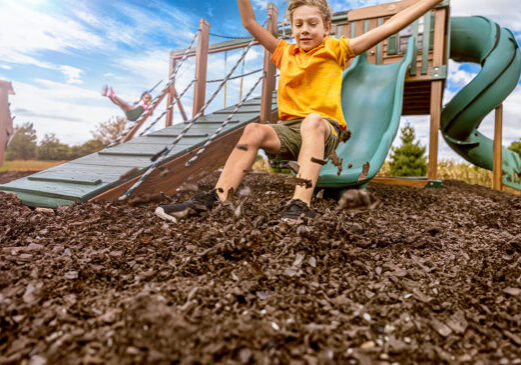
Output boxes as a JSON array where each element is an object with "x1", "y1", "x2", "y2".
[{"x1": 285, "y1": 0, "x2": 333, "y2": 26}]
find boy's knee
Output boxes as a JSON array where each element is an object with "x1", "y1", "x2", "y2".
[
  {"x1": 241, "y1": 123, "x2": 266, "y2": 145},
  {"x1": 301, "y1": 114, "x2": 328, "y2": 134}
]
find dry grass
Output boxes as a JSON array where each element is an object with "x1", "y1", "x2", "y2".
[
  {"x1": 377, "y1": 160, "x2": 492, "y2": 187},
  {"x1": 0, "y1": 160, "x2": 66, "y2": 172}
]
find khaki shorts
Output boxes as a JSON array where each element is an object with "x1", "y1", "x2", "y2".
[{"x1": 266, "y1": 118, "x2": 341, "y2": 161}]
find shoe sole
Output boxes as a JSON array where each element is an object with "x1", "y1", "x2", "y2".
[{"x1": 154, "y1": 207, "x2": 178, "y2": 223}]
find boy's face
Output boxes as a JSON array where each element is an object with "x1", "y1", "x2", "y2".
[{"x1": 291, "y1": 5, "x2": 330, "y2": 52}]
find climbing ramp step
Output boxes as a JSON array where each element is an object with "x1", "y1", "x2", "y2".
[{"x1": 0, "y1": 96, "x2": 275, "y2": 208}]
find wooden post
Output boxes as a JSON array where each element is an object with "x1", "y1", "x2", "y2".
[
  {"x1": 172, "y1": 85, "x2": 188, "y2": 122},
  {"x1": 193, "y1": 19, "x2": 210, "y2": 118},
  {"x1": 0, "y1": 81, "x2": 15, "y2": 166},
  {"x1": 260, "y1": 3, "x2": 278, "y2": 123},
  {"x1": 493, "y1": 104, "x2": 503, "y2": 191},
  {"x1": 427, "y1": 80, "x2": 443, "y2": 180},
  {"x1": 165, "y1": 58, "x2": 176, "y2": 127}
]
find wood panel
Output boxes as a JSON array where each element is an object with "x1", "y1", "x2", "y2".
[
  {"x1": 92, "y1": 126, "x2": 248, "y2": 201},
  {"x1": 371, "y1": 176, "x2": 429, "y2": 188}
]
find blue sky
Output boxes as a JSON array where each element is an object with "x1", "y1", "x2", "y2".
[{"x1": 1, "y1": 0, "x2": 520, "y2": 161}]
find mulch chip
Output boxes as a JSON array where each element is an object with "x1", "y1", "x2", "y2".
[{"x1": 1, "y1": 171, "x2": 521, "y2": 363}]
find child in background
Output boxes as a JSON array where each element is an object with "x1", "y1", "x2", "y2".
[
  {"x1": 102, "y1": 85, "x2": 152, "y2": 122},
  {"x1": 155, "y1": 0, "x2": 443, "y2": 223}
]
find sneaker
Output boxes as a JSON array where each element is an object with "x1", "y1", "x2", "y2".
[
  {"x1": 281, "y1": 199, "x2": 315, "y2": 222},
  {"x1": 101, "y1": 84, "x2": 108, "y2": 96},
  {"x1": 154, "y1": 189, "x2": 219, "y2": 223}
]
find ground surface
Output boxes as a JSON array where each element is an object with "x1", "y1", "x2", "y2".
[{"x1": 1, "y1": 170, "x2": 521, "y2": 364}]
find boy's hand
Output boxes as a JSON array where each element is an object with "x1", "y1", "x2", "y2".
[{"x1": 237, "y1": 0, "x2": 279, "y2": 53}]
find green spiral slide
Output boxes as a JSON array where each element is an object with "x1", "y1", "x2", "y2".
[
  {"x1": 441, "y1": 16, "x2": 521, "y2": 190},
  {"x1": 318, "y1": 16, "x2": 521, "y2": 190}
]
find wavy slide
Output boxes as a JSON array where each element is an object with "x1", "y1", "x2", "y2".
[
  {"x1": 442, "y1": 16, "x2": 521, "y2": 190},
  {"x1": 318, "y1": 17, "x2": 521, "y2": 190}
]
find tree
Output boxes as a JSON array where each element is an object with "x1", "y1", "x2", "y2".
[
  {"x1": 38, "y1": 133, "x2": 71, "y2": 160},
  {"x1": 508, "y1": 139, "x2": 521, "y2": 159},
  {"x1": 389, "y1": 124, "x2": 427, "y2": 177},
  {"x1": 5, "y1": 122, "x2": 38, "y2": 160},
  {"x1": 91, "y1": 116, "x2": 127, "y2": 145},
  {"x1": 69, "y1": 139, "x2": 106, "y2": 159}
]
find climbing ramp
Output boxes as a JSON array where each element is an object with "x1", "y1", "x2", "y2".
[{"x1": 0, "y1": 95, "x2": 277, "y2": 208}]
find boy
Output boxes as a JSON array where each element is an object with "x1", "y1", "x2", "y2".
[{"x1": 155, "y1": 0, "x2": 443, "y2": 223}]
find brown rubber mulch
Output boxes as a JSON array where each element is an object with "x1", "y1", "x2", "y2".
[{"x1": 1, "y1": 171, "x2": 521, "y2": 364}]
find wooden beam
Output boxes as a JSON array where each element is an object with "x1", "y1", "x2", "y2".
[
  {"x1": 260, "y1": 4, "x2": 278, "y2": 123},
  {"x1": 493, "y1": 104, "x2": 503, "y2": 191},
  {"x1": 427, "y1": 80, "x2": 443, "y2": 180},
  {"x1": 372, "y1": 177, "x2": 429, "y2": 188},
  {"x1": 348, "y1": 0, "x2": 448, "y2": 21},
  {"x1": 91, "y1": 125, "x2": 247, "y2": 201},
  {"x1": 165, "y1": 59, "x2": 176, "y2": 127},
  {"x1": 172, "y1": 85, "x2": 188, "y2": 122},
  {"x1": 193, "y1": 19, "x2": 210, "y2": 118},
  {"x1": 172, "y1": 38, "x2": 259, "y2": 59}
]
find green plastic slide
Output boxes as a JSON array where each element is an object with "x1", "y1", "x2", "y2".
[
  {"x1": 317, "y1": 37, "x2": 416, "y2": 188},
  {"x1": 441, "y1": 16, "x2": 521, "y2": 190}
]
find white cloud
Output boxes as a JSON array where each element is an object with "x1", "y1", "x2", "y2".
[
  {"x1": 450, "y1": 0, "x2": 521, "y2": 32},
  {"x1": 0, "y1": 64, "x2": 12, "y2": 70},
  {"x1": 9, "y1": 79, "x2": 117, "y2": 145},
  {"x1": 252, "y1": 0, "x2": 268, "y2": 10},
  {"x1": 0, "y1": 2, "x2": 103, "y2": 69},
  {"x1": 59, "y1": 65, "x2": 84, "y2": 84}
]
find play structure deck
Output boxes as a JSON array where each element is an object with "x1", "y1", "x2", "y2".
[{"x1": 1, "y1": 0, "x2": 520, "y2": 207}]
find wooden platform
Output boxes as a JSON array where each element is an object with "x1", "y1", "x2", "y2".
[{"x1": 0, "y1": 96, "x2": 276, "y2": 208}]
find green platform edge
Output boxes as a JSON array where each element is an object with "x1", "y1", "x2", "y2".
[{"x1": 0, "y1": 96, "x2": 276, "y2": 208}]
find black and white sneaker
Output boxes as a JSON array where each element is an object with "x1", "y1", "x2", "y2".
[
  {"x1": 154, "y1": 189, "x2": 219, "y2": 223},
  {"x1": 281, "y1": 199, "x2": 315, "y2": 223}
]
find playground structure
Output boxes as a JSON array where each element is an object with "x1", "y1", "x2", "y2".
[
  {"x1": 0, "y1": 80, "x2": 15, "y2": 166},
  {"x1": 1, "y1": 0, "x2": 520, "y2": 207}
]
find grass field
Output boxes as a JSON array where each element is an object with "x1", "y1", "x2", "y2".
[
  {"x1": 377, "y1": 160, "x2": 492, "y2": 187},
  {"x1": 0, "y1": 160, "x2": 66, "y2": 172},
  {"x1": 0, "y1": 158, "x2": 497, "y2": 189}
]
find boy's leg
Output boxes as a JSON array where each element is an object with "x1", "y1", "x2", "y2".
[
  {"x1": 292, "y1": 113, "x2": 331, "y2": 205},
  {"x1": 155, "y1": 123, "x2": 280, "y2": 222},
  {"x1": 215, "y1": 123, "x2": 281, "y2": 201}
]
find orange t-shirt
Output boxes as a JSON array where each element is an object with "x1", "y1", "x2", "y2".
[{"x1": 270, "y1": 36, "x2": 356, "y2": 131}]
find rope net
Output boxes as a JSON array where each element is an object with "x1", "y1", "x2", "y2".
[{"x1": 119, "y1": 22, "x2": 265, "y2": 200}]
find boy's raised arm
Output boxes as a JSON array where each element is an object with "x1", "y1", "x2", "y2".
[
  {"x1": 349, "y1": 0, "x2": 444, "y2": 56},
  {"x1": 237, "y1": 0, "x2": 279, "y2": 53}
]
